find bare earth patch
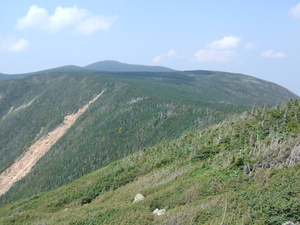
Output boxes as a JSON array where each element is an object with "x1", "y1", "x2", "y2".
[{"x1": 0, "y1": 90, "x2": 105, "y2": 196}]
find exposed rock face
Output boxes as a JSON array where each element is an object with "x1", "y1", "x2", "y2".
[
  {"x1": 153, "y1": 208, "x2": 166, "y2": 216},
  {"x1": 133, "y1": 193, "x2": 145, "y2": 203},
  {"x1": 0, "y1": 91, "x2": 105, "y2": 196},
  {"x1": 282, "y1": 222, "x2": 296, "y2": 225}
]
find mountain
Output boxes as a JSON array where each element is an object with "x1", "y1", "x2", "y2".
[
  {"x1": 0, "y1": 99, "x2": 299, "y2": 224},
  {"x1": 0, "y1": 67, "x2": 298, "y2": 207},
  {"x1": 0, "y1": 61, "x2": 173, "y2": 82},
  {"x1": 0, "y1": 73, "x2": 27, "y2": 81},
  {"x1": 0, "y1": 74, "x2": 11, "y2": 81},
  {"x1": 84, "y1": 60, "x2": 175, "y2": 72},
  {"x1": 31, "y1": 65, "x2": 84, "y2": 73}
]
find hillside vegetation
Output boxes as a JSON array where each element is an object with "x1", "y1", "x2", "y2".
[
  {"x1": 0, "y1": 74, "x2": 26, "y2": 82},
  {"x1": 0, "y1": 91, "x2": 105, "y2": 196},
  {"x1": 0, "y1": 99, "x2": 299, "y2": 224},
  {"x1": 0, "y1": 68, "x2": 298, "y2": 205}
]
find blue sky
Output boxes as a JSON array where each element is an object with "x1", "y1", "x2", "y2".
[{"x1": 1, "y1": 1, "x2": 300, "y2": 95}]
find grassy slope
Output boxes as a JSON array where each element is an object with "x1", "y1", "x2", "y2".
[
  {"x1": 0, "y1": 100, "x2": 299, "y2": 225},
  {"x1": 0, "y1": 70, "x2": 298, "y2": 206}
]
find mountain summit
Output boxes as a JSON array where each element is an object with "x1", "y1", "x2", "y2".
[{"x1": 84, "y1": 60, "x2": 175, "y2": 72}]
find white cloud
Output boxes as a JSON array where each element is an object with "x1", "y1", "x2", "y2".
[
  {"x1": 16, "y1": 5, "x2": 48, "y2": 30},
  {"x1": 16, "y1": 5, "x2": 117, "y2": 34},
  {"x1": 194, "y1": 35, "x2": 241, "y2": 63},
  {"x1": 76, "y1": 15, "x2": 118, "y2": 35},
  {"x1": 166, "y1": 49, "x2": 178, "y2": 58},
  {"x1": 261, "y1": 49, "x2": 286, "y2": 58},
  {"x1": 152, "y1": 55, "x2": 163, "y2": 63},
  {"x1": 206, "y1": 36, "x2": 242, "y2": 49},
  {"x1": 194, "y1": 49, "x2": 237, "y2": 63},
  {"x1": 245, "y1": 42, "x2": 256, "y2": 50},
  {"x1": 289, "y1": 3, "x2": 300, "y2": 19},
  {"x1": 0, "y1": 37, "x2": 29, "y2": 52},
  {"x1": 152, "y1": 49, "x2": 180, "y2": 63}
]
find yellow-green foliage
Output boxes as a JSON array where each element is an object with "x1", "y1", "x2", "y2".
[
  {"x1": 1, "y1": 69, "x2": 298, "y2": 205},
  {"x1": 0, "y1": 100, "x2": 299, "y2": 225}
]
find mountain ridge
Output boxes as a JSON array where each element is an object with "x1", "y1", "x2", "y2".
[
  {"x1": 0, "y1": 61, "x2": 175, "y2": 78},
  {"x1": 0, "y1": 66, "x2": 298, "y2": 208},
  {"x1": 84, "y1": 60, "x2": 175, "y2": 72},
  {"x1": 0, "y1": 61, "x2": 299, "y2": 98},
  {"x1": 0, "y1": 99, "x2": 299, "y2": 224}
]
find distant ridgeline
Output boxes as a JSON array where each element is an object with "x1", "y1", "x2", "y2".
[{"x1": 0, "y1": 61, "x2": 298, "y2": 206}]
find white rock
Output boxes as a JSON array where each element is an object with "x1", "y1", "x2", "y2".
[
  {"x1": 153, "y1": 208, "x2": 166, "y2": 216},
  {"x1": 282, "y1": 222, "x2": 296, "y2": 225},
  {"x1": 133, "y1": 193, "x2": 145, "y2": 203}
]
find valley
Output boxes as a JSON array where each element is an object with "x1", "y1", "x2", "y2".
[
  {"x1": 0, "y1": 97, "x2": 299, "y2": 224},
  {"x1": 0, "y1": 90, "x2": 105, "y2": 196},
  {"x1": 2, "y1": 1, "x2": 300, "y2": 224},
  {"x1": 0, "y1": 61, "x2": 299, "y2": 224}
]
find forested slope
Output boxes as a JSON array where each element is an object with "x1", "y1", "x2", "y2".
[
  {"x1": 0, "y1": 99, "x2": 299, "y2": 224},
  {"x1": 0, "y1": 69, "x2": 298, "y2": 205}
]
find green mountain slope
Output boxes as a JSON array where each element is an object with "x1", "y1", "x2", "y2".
[
  {"x1": 0, "y1": 74, "x2": 27, "y2": 82},
  {"x1": 0, "y1": 99, "x2": 299, "y2": 225},
  {"x1": 0, "y1": 69, "x2": 298, "y2": 206},
  {"x1": 0, "y1": 61, "x2": 173, "y2": 82},
  {"x1": 0, "y1": 74, "x2": 13, "y2": 81}
]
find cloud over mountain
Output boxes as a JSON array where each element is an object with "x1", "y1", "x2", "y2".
[
  {"x1": 194, "y1": 49, "x2": 238, "y2": 63},
  {"x1": 152, "y1": 49, "x2": 180, "y2": 63},
  {"x1": 206, "y1": 36, "x2": 241, "y2": 49},
  {"x1": 261, "y1": 49, "x2": 286, "y2": 58},
  {"x1": 16, "y1": 5, "x2": 117, "y2": 35},
  {"x1": 195, "y1": 36, "x2": 241, "y2": 63},
  {"x1": 0, "y1": 37, "x2": 29, "y2": 52}
]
